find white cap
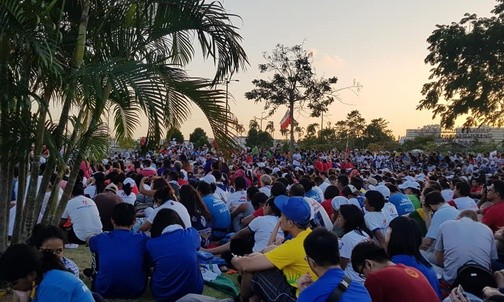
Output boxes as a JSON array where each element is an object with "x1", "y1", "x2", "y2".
[
  {"x1": 369, "y1": 184, "x2": 390, "y2": 200},
  {"x1": 202, "y1": 174, "x2": 216, "y2": 184},
  {"x1": 398, "y1": 180, "x2": 420, "y2": 191}
]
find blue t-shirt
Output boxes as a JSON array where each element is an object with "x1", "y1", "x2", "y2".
[
  {"x1": 305, "y1": 189, "x2": 322, "y2": 203},
  {"x1": 391, "y1": 254, "x2": 442, "y2": 298},
  {"x1": 389, "y1": 193, "x2": 415, "y2": 216},
  {"x1": 297, "y1": 268, "x2": 372, "y2": 302},
  {"x1": 202, "y1": 194, "x2": 231, "y2": 230},
  {"x1": 33, "y1": 269, "x2": 94, "y2": 302},
  {"x1": 89, "y1": 229, "x2": 149, "y2": 299},
  {"x1": 147, "y1": 227, "x2": 204, "y2": 302}
]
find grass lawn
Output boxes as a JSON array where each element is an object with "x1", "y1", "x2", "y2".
[{"x1": 65, "y1": 245, "x2": 238, "y2": 302}]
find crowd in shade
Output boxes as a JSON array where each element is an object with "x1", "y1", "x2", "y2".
[{"x1": 3, "y1": 141, "x2": 504, "y2": 302}]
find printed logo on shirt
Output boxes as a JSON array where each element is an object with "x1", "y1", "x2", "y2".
[{"x1": 404, "y1": 267, "x2": 420, "y2": 278}]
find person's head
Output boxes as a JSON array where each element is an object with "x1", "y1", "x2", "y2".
[
  {"x1": 336, "y1": 204, "x2": 368, "y2": 235},
  {"x1": 324, "y1": 185, "x2": 340, "y2": 200},
  {"x1": 386, "y1": 217, "x2": 431, "y2": 267},
  {"x1": 0, "y1": 244, "x2": 42, "y2": 291},
  {"x1": 270, "y1": 182, "x2": 287, "y2": 197},
  {"x1": 424, "y1": 190, "x2": 445, "y2": 209},
  {"x1": 197, "y1": 181, "x2": 212, "y2": 196},
  {"x1": 289, "y1": 183, "x2": 305, "y2": 197},
  {"x1": 264, "y1": 196, "x2": 281, "y2": 217},
  {"x1": 351, "y1": 241, "x2": 390, "y2": 278},
  {"x1": 246, "y1": 186, "x2": 260, "y2": 201},
  {"x1": 150, "y1": 208, "x2": 185, "y2": 238},
  {"x1": 111, "y1": 203, "x2": 136, "y2": 228},
  {"x1": 454, "y1": 181, "x2": 470, "y2": 198},
  {"x1": 488, "y1": 180, "x2": 504, "y2": 202},
  {"x1": 71, "y1": 182, "x2": 84, "y2": 197},
  {"x1": 27, "y1": 224, "x2": 66, "y2": 259},
  {"x1": 337, "y1": 175, "x2": 349, "y2": 189},
  {"x1": 303, "y1": 228, "x2": 340, "y2": 275},
  {"x1": 251, "y1": 192, "x2": 268, "y2": 210},
  {"x1": 274, "y1": 195, "x2": 311, "y2": 231},
  {"x1": 458, "y1": 209, "x2": 478, "y2": 221},
  {"x1": 152, "y1": 177, "x2": 168, "y2": 191},
  {"x1": 260, "y1": 174, "x2": 272, "y2": 186},
  {"x1": 153, "y1": 186, "x2": 177, "y2": 205},
  {"x1": 364, "y1": 190, "x2": 385, "y2": 212},
  {"x1": 299, "y1": 177, "x2": 314, "y2": 192},
  {"x1": 234, "y1": 176, "x2": 247, "y2": 191},
  {"x1": 104, "y1": 183, "x2": 118, "y2": 194}
]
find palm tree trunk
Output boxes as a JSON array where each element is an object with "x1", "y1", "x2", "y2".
[{"x1": 289, "y1": 96, "x2": 295, "y2": 163}]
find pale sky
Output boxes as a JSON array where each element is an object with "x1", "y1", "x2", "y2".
[{"x1": 141, "y1": 0, "x2": 498, "y2": 140}]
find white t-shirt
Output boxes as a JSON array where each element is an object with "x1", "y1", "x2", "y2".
[
  {"x1": 147, "y1": 200, "x2": 192, "y2": 229},
  {"x1": 61, "y1": 195, "x2": 103, "y2": 241},
  {"x1": 37, "y1": 189, "x2": 63, "y2": 224},
  {"x1": 441, "y1": 189, "x2": 454, "y2": 202},
  {"x1": 258, "y1": 186, "x2": 271, "y2": 197},
  {"x1": 453, "y1": 196, "x2": 478, "y2": 211},
  {"x1": 227, "y1": 190, "x2": 248, "y2": 210},
  {"x1": 248, "y1": 215, "x2": 282, "y2": 252},
  {"x1": 364, "y1": 211, "x2": 388, "y2": 245},
  {"x1": 304, "y1": 197, "x2": 333, "y2": 230},
  {"x1": 339, "y1": 230, "x2": 371, "y2": 283},
  {"x1": 381, "y1": 202, "x2": 399, "y2": 225},
  {"x1": 119, "y1": 190, "x2": 136, "y2": 205},
  {"x1": 84, "y1": 185, "x2": 97, "y2": 198},
  {"x1": 332, "y1": 197, "x2": 362, "y2": 211}
]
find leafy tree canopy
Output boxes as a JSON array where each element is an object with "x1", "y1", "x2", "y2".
[
  {"x1": 419, "y1": 1, "x2": 504, "y2": 128},
  {"x1": 189, "y1": 127, "x2": 209, "y2": 149},
  {"x1": 167, "y1": 128, "x2": 185, "y2": 144}
]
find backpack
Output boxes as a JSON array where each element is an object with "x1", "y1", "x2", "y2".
[{"x1": 451, "y1": 261, "x2": 497, "y2": 298}]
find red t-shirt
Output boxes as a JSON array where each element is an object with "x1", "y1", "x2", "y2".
[
  {"x1": 482, "y1": 202, "x2": 504, "y2": 232},
  {"x1": 321, "y1": 199, "x2": 334, "y2": 218},
  {"x1": 364, "y1": 264, "x2": 440, "y2": 302},
  {"x1": 253, "y1": 207, "x2": 264, "y2": 217}
]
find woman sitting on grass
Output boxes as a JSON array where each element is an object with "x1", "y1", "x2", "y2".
[{"x1": 147, "y1": 208, "x2": 203, "y2": 302}]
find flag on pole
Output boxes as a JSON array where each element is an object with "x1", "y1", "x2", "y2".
[
  {"x1": 280, "y1": 109, "x2": 291, "y2": 130},
  {"x1": 345, "y1": 139, "x2": 350, "y2": 158}
]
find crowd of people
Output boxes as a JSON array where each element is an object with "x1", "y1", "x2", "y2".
[{"x1": 2, "y1": 142, "x2": 504, "y2": 302}]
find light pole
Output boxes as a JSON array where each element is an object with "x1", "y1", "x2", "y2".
[{"x1": 225, "y1": 78, "x2": 239, "y2": 133}]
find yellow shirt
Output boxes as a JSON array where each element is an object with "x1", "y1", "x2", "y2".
[{"x1": 264, "y1": 228, "x2": 317, "y2": 296}]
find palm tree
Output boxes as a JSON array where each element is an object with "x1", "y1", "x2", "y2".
[
  {"x1": 249, "y1": 119, "x2": 259, "y2": 130},
  {"x1": 265, "y1": 121, "x2": 275, "y2": 139},
  {"x1": 1, "y1": 0, "x2": 249, "y2": 244}
]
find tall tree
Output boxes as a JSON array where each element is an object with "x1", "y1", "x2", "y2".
[
  {"x1": 0, "y1": 0, "x2": 248, "y2": 246},
  {"x1": 166, "y1": 128, "x2": 185, "y2": 144},
  {"x1": 190, "y1": 127, "x2": 210, "y2": 149},
  {"x1": 418, "y1": 1, "x2": 504, "y2": 128},
  {"x1": 245, "y1": 43, "x2": 359, "y2": 159}
]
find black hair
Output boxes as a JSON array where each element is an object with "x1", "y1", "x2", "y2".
[
  {"x1": 152, "y1": 178, "x2": 169, "y2": 191},
  {"x1": 304, "y1": 228, "x2": 340, "y2": 267},
  {"x1": 234, "y1": 176, "x2": 247, "y2": 191},
  {"x1": 424, "y1": 190, "x2": 444, "y2": 206},
  {"x1": 72, "y1": 182, "x2": 84, "y2": 197},
  {"x1": 337, "y1": 175, "x2": 349, "y2": 187},
  {"x1": 0, "y1": 244, "x2": 42, "y2": 282},
  {"x1": 289, "y1": 183, "x2": 305, "y2": 197},
  {"x1": 275, "y1": 177, "x2": 290, "y2": 188},
  {"x1": 493, "y1": 180, "x2": 504, "y2": 198},
  {"x1": 351, "y1": 241, "x2": 389, "y2": 272},
  {"x1": 150, "y1": 208, "x2": 185, "y2": 238},
  {"x1": 28, "y1": 224, "x2": 67, "y2": 249},
  {"x1": 211, "y1": 170, "x2": 222, "y2": 181},
  {"x1": 266, "y1": 197, "x2": 281, "y2": 217},
  {"x1": 179, "y1": 184, "x2": 211, "y2": 221},
  {"x1": 153, "y1": 186, "x2": 177, "y2": 205},
  {"x1": 350, "y1": 177, "x2": 363, "y2": 191},
  {"x1": 270, "y1": 182, "x2": 287, "y2": 197},
  {"x1": 387, "y1": 216, "x2": 431, "y2": 267},
  {"x1": 339, "y1": 204, "x2": 371, "y2": 237},
  {"x1": 197, "y1": 181, "x2": 212, "y2": 196},
  {"x1": 426, "y1": 181, "x2": 441, "y2": 191},
  {"x1": 111, "y1": 203, "x2": 136, "y2": 227},
  {"x1": 324, "y1": 185, "x2": 340, "y2": 200},
  {"x1": 251, "y1": 192, "x2": 268, "y2": 209},
  {"x1": 299, "y1": 177, "x2": 314, "y2": 192},
  {"x1": 365, "y1": 190, "x2": 385, "y2": 211},
  {"x1": 455, "y1": 181, "x2": 470, "y2": 197},
  {"x1": 123, "y1": 183, "x2": 133, "y2": 196},
  {"x1": 246, "y1": 186, "x2": 260, "y2": 200}
]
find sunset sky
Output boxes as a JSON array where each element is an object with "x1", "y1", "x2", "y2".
[{"x1": 151, "y1": 0, "x2": 498, "y2": 140}]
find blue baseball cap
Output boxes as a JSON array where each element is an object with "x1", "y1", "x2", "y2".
[{"x1": 274, "y1": 195, "x2": 311, "y2": 225}]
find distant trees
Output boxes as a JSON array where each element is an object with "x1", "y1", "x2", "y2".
[
  {"x1": 167, "y1": 128, "x2": 185, "y2": 144},
  {"x1": 245, "y1": 119, "x2": 274, "y2": 148},
  {"x1": 419, "y1": 1, "x2": 504, "y2": 128},
  {"x1": 245, "y1": 43, "x2": 360, "y2": 158},
  {"x1": 190, "y1": 128, "x2": 210, "y2": 149}
]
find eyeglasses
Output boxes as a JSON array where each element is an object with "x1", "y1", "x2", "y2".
[
  {"x1": 358, "y1": 263, "x2": 366, "y2": 278},
  {"x1": 40, "y1": 248, "x2": 63, "y2": 255}
]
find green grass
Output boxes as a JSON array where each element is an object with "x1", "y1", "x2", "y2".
[{"x1": 65, "y1": 245, "x2": 238, "y2": 301}]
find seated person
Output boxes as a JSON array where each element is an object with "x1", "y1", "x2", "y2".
[
  {"x1": 88, "y1": 203, "x2": 149, "y2": 299},
  {"x1": 147, "y1": 209, "x2": 203, "y2": 301},
  {"x1": 231, "y1": 196, "x2": 315, "y2": 302}
]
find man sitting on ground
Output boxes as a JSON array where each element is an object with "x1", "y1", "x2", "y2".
[
  {"x1": 297, "y1": 228, "x2": 371, "y2": 301},
  {"x1": 231, "y1": 195, "x2": 314, "y2": 302}
]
